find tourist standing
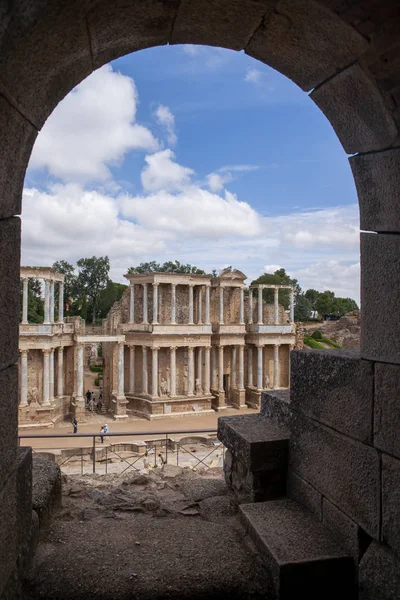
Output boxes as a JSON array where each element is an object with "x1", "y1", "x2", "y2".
[
  {"x1": 72, "y1": 417, "x2": 78, "y2": 434},
  {"x1": 98, "y1": 387, "x2": 103, "y2": 401},
  {"x1": 85, "y1": 389, "x2": 91, "y2": 404},
  {"x1": 97, "y1": 397, "x2": 103, "y2": 413}
]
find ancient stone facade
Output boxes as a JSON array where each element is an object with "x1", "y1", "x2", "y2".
[{"x1": 102, "y1": 268, "x2": 295, "y2": 420}]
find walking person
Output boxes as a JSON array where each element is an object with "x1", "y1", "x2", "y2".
[
  {"x1": 85, "y1": 389, "x2": 91, "y2": 404},
  {"x1": 98, "y1": 387, "x2": 103, "y2": 401},
  {"x1": 72, "y1": 417, "x2": 78, "y2": 434},
  {"x1": 97, "y1": 397, "x2": 103, "y2": 413},
  {"x1": 100, "y1": 423, "x2": 109, "y2": 443}
]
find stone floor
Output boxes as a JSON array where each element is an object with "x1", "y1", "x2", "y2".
[{"x1": 22, "y1": 467, "x2": 273, "y2": 599}]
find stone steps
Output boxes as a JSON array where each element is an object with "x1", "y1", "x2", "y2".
[
  {"x1": 240, "y1": 498, "x2": 356, "y2": 600},
  {"x1": 218, "y1": 414, "x2": 289, "y2": 502}
]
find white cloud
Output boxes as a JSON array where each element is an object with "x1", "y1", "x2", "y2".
[
  {"x1": 29, "y1": 65, "x2": 159, "y2": 183},
  {"x1": 121, "y1": 187, "x2": 263, "y2": 238},
  {"x1": 291, "y1": 261, "x2": 360, "y2": 302},
  {"x1": 218, "y1": 164, "x2": 259, "y2": 173},
  {"x1": 263, "y1": 264, "x2": 283, "y2": 274},
  {"x1": 206, "y1": 172, "x2": 232, "y2": 192},
  {"x1": 141, "y1": 149, "x2": 194, "y2": 193},
  {"x1": 154, "y1": 104, "x2": 177, "y2": 146},
  {"x1": 245, "y1": 68, "x2": 262, "y2": 84}
]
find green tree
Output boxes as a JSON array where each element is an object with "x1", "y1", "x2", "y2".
[
  {"x1": 76, "y1": 256, "x2": 110, "y2": 323},
  {"x1": 315, "y1": 290, "x2": 336, "y2": 317},
  {"x1": 251, "y1": 268, "x2": 301, "y2": 309},
  {"x1": 97, "y1": 281, "x2": 128, "y2": 319},
  {"x1": 128, "y1": 260, "x2": 207, "y2": 275},
  {"x1": 52, "y1": 260, "x2": 77, "y2": 300},
  {"x1": 294, "y1": 294, "x2": 312, "y2": 322},
  {"x1": 304, "y1": 288, "x2": 320, "y2": 311}
]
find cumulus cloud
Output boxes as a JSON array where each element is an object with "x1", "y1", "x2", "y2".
[
  {"x1": 291, "y1": 261, "x2": 360, "y2": 302},
  {"x1": 141, "y1": 149, "x2": 194, "y2": 193},
  {"x1": 206, "y1": 164, "x2": 259, "y2": 192},
  {"x1": 154, "y1": 104, "x2": 177, "y2": 146},
  {"x1": 29, "y1": 65, "x2": 159, "y2": 183}
]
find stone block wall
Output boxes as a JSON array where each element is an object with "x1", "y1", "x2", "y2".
[{"x1": 289, "y1": 349, "x2": 400, "y2": 590}]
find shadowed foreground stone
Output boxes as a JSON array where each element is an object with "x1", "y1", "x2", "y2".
[
  {"x1": 240, "y1": 499, "x2": 355, "y2": 600},
  {"x1": 260, "y1": 390, "x2": 290, "y2": 427},
  {"x1": 32, "y1": 458, "x2": 61, "y2": 528},
  {"x1": 359, "y1": 541, "x2": 400, "y2": 600},
  {"x1": 218, "y1": 414, "x2": 289, "y2": 502}
]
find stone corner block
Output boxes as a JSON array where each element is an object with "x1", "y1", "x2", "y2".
[
  {"x1": 359, "y1": 541, "x2": 400, "y2": 600},
  {"x1": 323, "y1": 497, "x2": 370, "y2": 563},
  {"x1": 260, "y1": 389, "x2": 291, "y2": 427},
  {"x1": 311, "y1": 63, "x2": 397, "y2": 154},
  {"x1": 374, "y1": 362, "x2": 400, "y2": 458},
  {"x1": 290, "y1": 411, "x2": 380, "y2": 538},
  {"x1": 382, "y1": 453, "x2": 400, "y2": 558},
  {"x1": 287, "y1": 469, "x2": 322, "y2": 520},
  {"x1": 361, "y1": 233, "x2": 400, "y2": 364},
  {"x1": 350, "y1": 148, "x2": 400, "y2": 233},
  {"x1": 291, "y1": 348, "x2": 373, "y2": 443}
]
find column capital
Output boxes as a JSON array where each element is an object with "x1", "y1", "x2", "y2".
[
  {"x1": 42, "y1": 348, "x2": 51, "y2": 355},
  {"x1": 256, "y1": 344, "x2": 265, "y2": 349},
  {"x1": 19, "y1": 349, "x2": 28, "y2": 356},
  {"x1": 170, "y1": 346, "x2": 177, "y2": 351},
  {"x1": 274, "y1": 343, "x2": 281, "y2": 348},
  {"x1": 171, "y1": 282, "x2": 177, "y2": 288},
  {"x1": 57, "y1": 346, "x2": 64, "y2": 354},
  {"x1": 187, "y1": 346, "x2": 194, "y2": 352},
  {"x1": 21, "y1": 277, "x2": 29, "y2": 284},
  {"x1": 152, "y1": 346, "x2": 160, "y2": 351},
  {"x1": 118, "y1": 341, "x2": 125, "y2": 348},
  {"x1": 152, "y1": 282, "x2": 159, "y2": 287}
]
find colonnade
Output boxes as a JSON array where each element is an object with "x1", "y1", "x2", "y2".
[
  {"x1": 217, "y1": 287, "x2": 245, "y2": 325},
  {"x1": 21, "y1": 277, "x2": 64, "y2": 324},
  {"x1": 248, "y1": 285, "x2": 295, "y2": 325},
  {"x1": 19, "y1": 346, "x2": 65, "y2": 407},
  {"x1": 246, "y1": 343, "x2": 282, "y2": 390},
  {"x1": 129, "y1": 283, "x2": 211, "y2": 325}
]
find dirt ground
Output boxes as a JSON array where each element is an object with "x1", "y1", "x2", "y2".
[{"x1": 22, "y1": 467, "x2": 272, "y2": 599}]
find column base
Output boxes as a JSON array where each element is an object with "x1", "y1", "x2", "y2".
[
  {"x1": 111, "y1": 394, "x2": 128, "y2": 418},
  {"x1": 231, "y1": 388, "x2": 247, "y2": 410},
  {"x1": 212, "y1": 390, "x2": 226, "y2": 411},
  {"x1": 71, "y1": 396, "x2": 86, "y2": 420}
]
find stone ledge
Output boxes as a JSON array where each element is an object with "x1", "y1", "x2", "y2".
[
  {"x1": 32, "y1": 457, "x2": 61, "y2": 528},
  {"x1": 240, "y1": 499, "x2": 355, "y2": 599}
]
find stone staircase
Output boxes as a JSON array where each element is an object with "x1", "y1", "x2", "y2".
[{"x1": 218, "y1": 390, "x2": 356, "y2": 600}]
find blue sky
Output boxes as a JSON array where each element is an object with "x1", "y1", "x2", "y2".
[{"x1": 22, "y1": 44, "x2": 360, "y2": 301}]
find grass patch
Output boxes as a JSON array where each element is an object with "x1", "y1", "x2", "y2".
[
  {"x1": 89, "y1": 365, "x2": 103, "y2": 373},
  {"x1": 304, "y1": 336, "x2": 325, "y2": 349},
  {"x1": 320, "y1": 337, "x2": 343, "y2": 349}
]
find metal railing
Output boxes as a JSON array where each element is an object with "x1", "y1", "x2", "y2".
[{"x1": 18, "y1": 429, "x2": 224, "y2": 476}]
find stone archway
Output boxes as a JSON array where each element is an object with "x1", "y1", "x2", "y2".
[{"x1": 1, "y1": 1, "x2": 400, "y2": 595}]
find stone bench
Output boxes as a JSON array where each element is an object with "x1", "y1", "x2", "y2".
[
  {"x1": 240, "y1": 498, "x2": 355, "y2": 600},
  {"x1": 218, "y1": 414, "x2": 289, "y2": 502}
]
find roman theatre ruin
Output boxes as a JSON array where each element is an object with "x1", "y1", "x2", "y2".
[{"x1": 18, "y1": 266, "x2": 297, "y2": 424}]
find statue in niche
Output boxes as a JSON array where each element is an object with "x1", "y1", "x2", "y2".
[
  {"x1": 159, "y1": 378, "x2": 168, "y2": 397},
  {"x1": 265, "y1": 375, "x2": 270, "y2": 389},
  {"x1": 29, "y1": 387, "x2": 39, "y2": 406},
  {"x1": 166, "y1": 367, "x2": 171, "y2": 396},
  {"x1": 183, "y1": 364, "x2": 188, "y2": 394},
  {"x1": 195, "y1": 378, "x2": 203, "y2": 396}
]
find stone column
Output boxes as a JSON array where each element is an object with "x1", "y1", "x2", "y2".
[
  {"x1": 231, "y1": 346, "x2": 237, "y2": 388},
  {"x1": 170, "y1": 346, "x2": 177, "y2": 397},
  {"x1": 247, "y1": 345, "x2": 253, "y2": 387},
  {"x1": 196, "y1": 347, "x2": 202, "y2": 392},
  {"x1": 58, "y1": 282, "x2": 64, "y2": 322},
  {"x1": 49, "y1": 348, "x2": 55, "y2": 401},
  {"x1": 211, "y1": 346, "x2": 217, "y2": 389},
  {"x1": 22, "y1": 278, "x2": 29, "y2": 324},
  {"x1": 258, "y1": 285, "x2": 263, "y2": 325},
  {"x1": 187, "y1": 347, "x2": 194, "y2": 396},
  {"x1": 257, "y1": 345, "x2": 264, "y2": 390},
  {"x1": 50, "y1": 280, "x2": 55, "y2": 323},
  {"x1": 57, "y1": 347, "x2": 64, "y2": 397},
  {"x1": 274, "y1": 344, "x2": 280, "y2": 389},
  {"x1": 248, "y1": 288, "x2": 253, "y2": 324},
  {"x1": 142, "y1": 346, "x2": 148, "y2": 394},
  {"x1": 152, "y1": 347, "x2": 159, "y2": 397},
  {"x1": 239, "y1": 288, "x2": 244, "y2": 324},
  {"x1": 238, "y1": 345, "x2": 244, "y2": 389},
  {"x1": 198, "y1": 287, "x2": 203, "y2": 324},
  {"x1": 205, "y1": 285, "x2": 211, "y2": 324},
  {"x1": 129, "y1": 284, "x2": 135, "y2": 323},
  {"x1": 76, "y1": 345, "x2": 84, "y2": 400},
  {"x1": 219, "y1": 287, "x2": 224, "y2": 325},
  {"x1": 129, "y1": 345, "x2": 135, "y2": 393},
  {"x1": 142, "y1": 284, "x2": 148, "y2": 324},
  {"x1": 42, "y1": 348, "x2": 51, "y2": 406},
  {"x1": 152, "y1": 283, "x2": 159, "y2": 324},
  {"x1": 188, "y1": 285, "x2": 194, "y2": 324},
  {"x1": 218, "y1": 345, "x2": 224, "y2": 392},
  {"x1": 274, "y1": 287, "x2": 279, "y2": 325},
  {"x1": 118, "y1": 343, "x2": 124, "y2": 396},
  {"x1": 171, "y1": 284, "x2": 176, "y2": 324},
  {"x1": 204, "y1": 346, "x2": 211, "y2": 395},
  {"x1": 44, "y1": 279, "x2": 50, "y2": 324},
  {"x1": 290, "y1": 289, "x2": 295, "y2": 324},
  {"x1": 20, "y1": 350, "x2": 28, "y2": 406}
]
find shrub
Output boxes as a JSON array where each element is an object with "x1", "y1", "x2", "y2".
[
  {"x1": 89, "y1": 365, "x2": 103, "y2": 373},
  {"x1": 94, "y1": 378, "x2": 99, "y2": 386},
  {"x1": 321, "y1": 337, "x2": 343, "y2": 349},
  {"x1": 311, "y1": 330, "x2": 322, "y2": 340},
  {"x1": 304, "y1": 336, "x2": 325, "y2": 349}
]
